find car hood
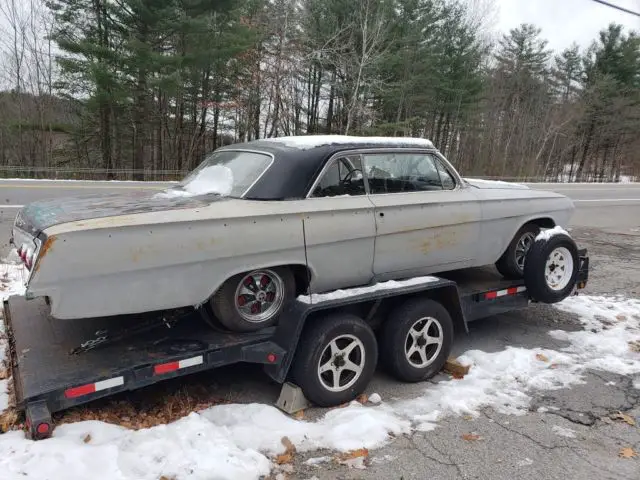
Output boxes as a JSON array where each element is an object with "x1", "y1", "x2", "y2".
[
  {"x1": 13, "y1": 188, "x2": 227, "y2": 237},
  {"x1": 463, "y1": 178, "x2": 530, "y2": 190}
]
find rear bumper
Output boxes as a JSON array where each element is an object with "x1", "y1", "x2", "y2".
[{"x1": 576, "y1": 248, "x2": 589, "y2": 290}]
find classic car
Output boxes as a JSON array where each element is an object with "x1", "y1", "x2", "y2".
[{"x1": 10, "y1": 135, "x2": 575, "y2": 332}]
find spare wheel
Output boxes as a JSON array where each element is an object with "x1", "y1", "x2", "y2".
[{"x1": 523, "y1": 230, "x2": 579, "y2": 304}]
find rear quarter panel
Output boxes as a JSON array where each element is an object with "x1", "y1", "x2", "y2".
[
  {"x1": 30, "y1": 200, "x2": 309, "y2": 319},
  {"x1": 29, "y1": 196, "x2": 376, "y2": 319},
  {"x1": 472, "y1": 188, "x2": 574, "y2": 265}
]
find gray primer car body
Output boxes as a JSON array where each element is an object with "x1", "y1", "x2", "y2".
[{"x1": 11, "y1": 136, "x2": 574, "y2": 320}]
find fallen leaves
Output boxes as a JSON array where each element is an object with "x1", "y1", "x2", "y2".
[
  {"x1": 443, "y1": 357, "x2": 470, "y2": 379},
  {"x1": 535, "y1": 353, "x2": 549, "y2": 362},
  {"x1": 610, "y1": 411, "x2": 636, "y2": 426},
  {"x1": 336, "y1": 448, "x2": 369, "y2": 469},
  {"x1": 618, "y1": 447, "x2": 637, "y2": 459},
  {"x1": 293, "y1": 410, "x2": 304, "y2": 420},
  {"x1": 0, "y1": 409, "x2": 19, "y2": 433},
  {"x1": 628, "y1": 340, "x2": 640, "y2": 353},
  {"x1": 55, "y1": 384, "x2": 228, "y2": 430},
  {"x1": 275, "y1": 436, "x2": 296, "y2": 465},
  {"x1": 461, "y1": 433, "x2": 483, "y2": 441},
  {"x1": 356, "y1": 394, "x2": 368, "y2": 404},
  {"x1": 83, "y1": 434, "x2": 92, "y2": 443}
]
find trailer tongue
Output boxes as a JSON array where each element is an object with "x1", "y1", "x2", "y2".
[{"x1": 4, "y1": 252, "x2": 589, "y2": 440}]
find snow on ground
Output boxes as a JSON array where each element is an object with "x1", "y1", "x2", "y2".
[{"x1": 0, "y1": 268, "x2": 639, "y2": 479}]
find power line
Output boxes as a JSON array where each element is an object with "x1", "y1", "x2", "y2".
[{"x1": 591, "y1": 0, "x2": 640, "y2": 17}]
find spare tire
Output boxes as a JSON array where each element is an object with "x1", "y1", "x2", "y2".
[{"x1": 524, "y1": 230, "x2": 579, "y2": 304}]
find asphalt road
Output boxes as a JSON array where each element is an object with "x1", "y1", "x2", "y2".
[
  {"x1": 0, "y1": 179, "x2": 638, "y2": 478},
  {"x1": 1, "y1": 180, "x2": 638, "y2": 258}
]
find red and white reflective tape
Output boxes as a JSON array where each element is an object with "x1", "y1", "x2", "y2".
[
  {"x1": 484, "y1": 285, "x2": 526, "y2": 300},
  {"x1": 64, "y1": 376, "x2": 125, "y2": 398},
  {"x1": 154, "y1": 355, "x2": 204, "y2": 375}
]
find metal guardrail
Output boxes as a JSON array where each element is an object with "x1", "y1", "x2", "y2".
[
  {"x1": 0, "y1": 166, "x2": 636, "y2": 183},
  {"x1": 0, "y1": 166, "x2": 187, "y2": 181}
]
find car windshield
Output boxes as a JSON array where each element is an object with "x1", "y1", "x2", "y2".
[{"x1": 176, "y1": 150, "x2": 272, "y2": 197}]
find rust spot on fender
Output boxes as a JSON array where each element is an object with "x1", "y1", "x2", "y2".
[{"x1": 33, "y1": 235, "x2": 57, "y2": 273}]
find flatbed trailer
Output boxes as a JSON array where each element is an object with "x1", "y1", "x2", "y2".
[{"x1": 3, "y1": 252, "x2": 589, "y2": 440}]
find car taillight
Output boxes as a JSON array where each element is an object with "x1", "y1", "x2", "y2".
[
  {"x1": 24, "y1": 249, "x2": 34, "y2": 269},
  {"x1": 17, "y1": 244, "x2": 34, "y2": 269}
]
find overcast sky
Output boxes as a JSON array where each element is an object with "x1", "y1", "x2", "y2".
[{"x1": 496, "y1": 0, "x2": 640, "y2": 52}]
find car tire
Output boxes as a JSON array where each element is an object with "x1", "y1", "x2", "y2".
[
  {"x1": 495, "y1": 223, "x2": 541, "y2": 279},
  {"x1": 210, "y1": 266, "x2": 296, "y2": 332},
  {"x1": 524, "y1": 231, "x2": 580, "y2": 304},
  {"x1": 290, "y1": 313, "x2": 378, "y2": 407},
  {"x1": 379, "y1": 298, "x2": 454, "y2": 382}
]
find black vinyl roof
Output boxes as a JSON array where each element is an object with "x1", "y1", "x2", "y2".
[{"x1": 217, "y1": 136, "x2": 437, "y2": 200}]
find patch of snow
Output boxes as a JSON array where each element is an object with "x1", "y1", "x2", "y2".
[
  {"x1": 552, "y1": 425, "x2": 576, "y2": 438},
  {"x1": 369, "y1": 393, "x2": 382, "y2": 404},
  {"x1": 0, "y1": 402, "x2": 408, "y2": 480},
  {"x1": 304, "y1": 456, "x2": 331, "y2": 466},
  {"x1": 391, "y1": 346, "x2": 581, "y2": 428},
  {"x1": 550, "y1": 295, "x2": 640, "y2": 376},
  {"x1": 634, "y1": 378, "x2": 640, "y2": 389},
  {"x1": 260, "y1": 135, "x2": 434, "y2": 150},
  {"x1": 298, "y1": 276, "x2": 440, "y2": 304},
  {"x1": 517, "y1": 458, "x2": 534, "y2": 467},
  {"x1": 157, "y1": 165, "x2": 234, "y2": 199},
  {"x1": 535, "y1": 225, "x2": 570, "y2": 242},
  {"x1": 199, "y1": 401, "x2": 410, "y2": 454},
  {"x1": 464, "y1": 178, "x2": 529, "y2": 189},
  {"x1": 537, "y1": 407, "x2": 549, "y2": 413},
  {"x1": 606, "y1": 381, "x2": 616, "y2": 386}
]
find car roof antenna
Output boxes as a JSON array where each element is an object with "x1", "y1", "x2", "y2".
[{"x1": 302, "y1": 217, "x2": 313, "y2": 305}]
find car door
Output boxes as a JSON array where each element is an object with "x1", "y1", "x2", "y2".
[
  {"x1": 363, "y1": 151, "x2": 482, "y2": 279},
  {"x1": 302, "y1": 154, "x2": 377, "y2": 293}
]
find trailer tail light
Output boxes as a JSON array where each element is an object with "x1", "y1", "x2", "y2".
[
  {"x1": 36, "y1": 422, "x2": 50, "y2": 435},
  {"x1": 266, "y1": 353, "x2": 277, "y2": 363}
]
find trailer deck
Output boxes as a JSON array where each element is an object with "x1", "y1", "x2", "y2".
[{"x1": 3, "y1": 259, "x2": 589, "y2": 439}]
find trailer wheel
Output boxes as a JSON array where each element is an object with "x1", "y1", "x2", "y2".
[
  {"x1": 291, "y1": 313, "x2": 378, "y2": 407},
  {"x1": 379, "y1": 298, "x2": 454, "y2": 383},
  {"x1": 524, "y1": 231, "x2": 579, "y2": 304},
  {"x1": 211, "y1": 267, "x2": 296, "y2": 332}
]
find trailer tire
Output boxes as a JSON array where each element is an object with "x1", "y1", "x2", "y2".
[
  {"x1": 291, "y1": 313, "x2": 378, "y2": 407},
  {"x1": 379, "y1": 298, "x2": 453, "y2": 383},
  {"x1": 524, "y1": 231, "x2": 579, "y2": 304}
]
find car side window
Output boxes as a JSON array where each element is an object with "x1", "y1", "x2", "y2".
[
  {"x1": 434, "y1": 158, "x2": 456, "y2": 190},
  {"x1": 310, "y1": 155, "x2": 366, "y2": 197},
  {"x1": 362, "y1": 153, "x2": 446, "y2": 194}
]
